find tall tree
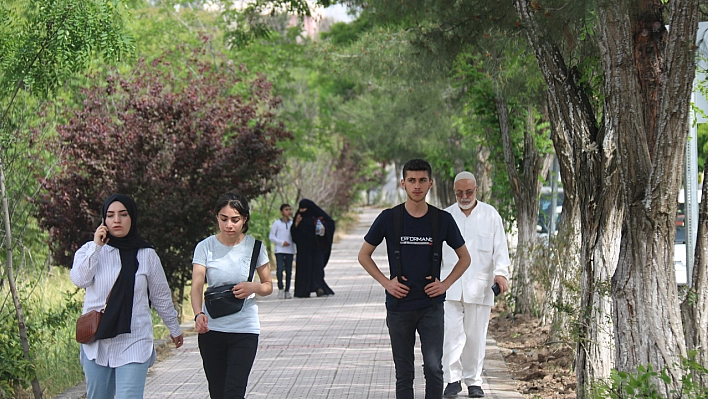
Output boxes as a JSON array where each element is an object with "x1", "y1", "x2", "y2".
[
  {"x1": 602, "y1": 0, "x2": 697, "y2": 388},
  {"x1": 510, "y1": 2, "x2": 615, "y2": 391},
  {"x1": 454, "y1": 43, "x2": 554, "y2": 315},
  {"x1": 0, "y1": 0, "x2": 133, "y2": 396},
  {"x1": 516, "y1": 0, "x2": 699, "y2": 395}
]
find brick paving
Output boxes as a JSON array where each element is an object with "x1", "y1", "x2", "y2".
[{"x1": 58, "y1": 206, "x2": 523, "y2": 399}]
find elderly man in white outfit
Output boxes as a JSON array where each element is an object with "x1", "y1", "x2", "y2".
[{"x1": 441, "y1": 172, "x2": 510, "y2": 398}]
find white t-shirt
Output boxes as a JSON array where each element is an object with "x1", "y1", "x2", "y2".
[{"x1": 192, "y1": 234, "x2": 269, "y2": 334}]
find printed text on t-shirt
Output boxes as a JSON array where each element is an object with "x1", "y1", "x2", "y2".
[{"x1": 399, "y1": 236, "x2": 433, "y2": 245}]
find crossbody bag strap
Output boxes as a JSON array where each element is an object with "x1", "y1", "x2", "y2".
[{"x1": 247, "y1": 239, "x2": 263, "y2": 282}]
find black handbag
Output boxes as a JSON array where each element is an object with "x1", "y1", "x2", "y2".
[{"x1": 204, "y1": 240, "x2": 262, "y2": 319}]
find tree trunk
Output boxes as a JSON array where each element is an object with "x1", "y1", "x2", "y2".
[
  {"x1": 494, "y1": 94, "x2": 552, "y2": 315},
  {"x1": 681, "y1": 163, "x2": 708, "y2": 388},
  {"x1": 0, "y1": 159, "x2": 42, "y2": 399},
  {"x1": 545, "y1": 198, "x2": 582, "y2": 340},
  {"x1": 474, "y1": 146, "x2": 493, "y2": 203},
  {"x1": 598, "y1": 0, "x2": 698, "y2": 395},
  {"x1": 513, "y1": 1, "x2": 619, "y2": 395}
]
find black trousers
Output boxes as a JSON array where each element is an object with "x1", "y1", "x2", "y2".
[{"x1": 198, "y1": 331, "x2": 259, "y2": 399}]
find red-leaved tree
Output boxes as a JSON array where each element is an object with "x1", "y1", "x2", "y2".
[{"x1": 36, "y1": 48, "x2": 292, "y2": 303}]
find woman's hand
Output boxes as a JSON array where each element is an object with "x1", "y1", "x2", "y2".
[
  {"x1": 232, "y1": 282, "x2": 258, "y2": 299},
  {"x1": 194, "y1": 313, "x2": 209, "y2": 334},
  {"x1": 93, "y1": 224, "x2": 109, "y2": 246},
  {"x1": 171, "y1": 334, "x2": 184, "y2": 348}
]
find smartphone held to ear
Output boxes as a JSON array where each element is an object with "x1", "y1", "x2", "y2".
[
  {"x1": 101, "y1": 218, "x2": 107, "y2": 243},
  {"x1": 491, "y1": 283, "x2": 501, "y2": 296}
]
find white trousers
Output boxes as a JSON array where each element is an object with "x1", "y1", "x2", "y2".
[{"x1": 442, "y1": 301, "x2": 491, "y2": 387}]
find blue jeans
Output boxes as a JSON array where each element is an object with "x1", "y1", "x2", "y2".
[
  {"x1": 275, "y1": 253, "x2": 293, "y2": 291},
  {"x1": 386, "y1": 302, "x2": 444, "y2": 399},
  {"x1": 81, "y1": 349, "x2": 155, "y2": 399}
]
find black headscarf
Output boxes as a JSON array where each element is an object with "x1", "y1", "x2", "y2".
[
  {"x1": 295, "y1": 199, "x2": 336, "y2": 249},
  {"x1": 94, "y1": 194, "x2": 153, "y2": 340}
]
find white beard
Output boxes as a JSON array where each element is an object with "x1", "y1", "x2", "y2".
[{"x1": 458, "y1": 200, "x2": 475, "y2": 210}]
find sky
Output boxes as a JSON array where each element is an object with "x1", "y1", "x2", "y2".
[{"x1": 321, "y1": 3, "x2": 353, "y2": 23}]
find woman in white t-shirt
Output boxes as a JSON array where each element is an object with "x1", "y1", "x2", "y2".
[{"x1": 190, "y1": 192, "x2": 273, "y2": 399}]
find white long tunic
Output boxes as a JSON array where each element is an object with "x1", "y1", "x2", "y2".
[{"x1": 441, "y1": 201, "x2": 511, "y2": 306}]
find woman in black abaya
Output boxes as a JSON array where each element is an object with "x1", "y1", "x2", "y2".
[{"x1": 291, "y1": 199, "x2": 335, "y2": 298}]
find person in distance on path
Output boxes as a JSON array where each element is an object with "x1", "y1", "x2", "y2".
[
  {"x1": 269, "y1": 203, "x2": 295, "y2": 299},
  {"x1": 291, "y1": 199, "x2": 336, "y2": 298}
]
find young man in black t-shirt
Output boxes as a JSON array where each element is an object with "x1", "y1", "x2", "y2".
[{"x1": 358, "y1": 159, "x2": 471, "y2": 399}]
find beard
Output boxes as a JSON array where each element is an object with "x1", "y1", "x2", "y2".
[{"x1": 458, "y1": 200, "x2": 476, "y2": 210}]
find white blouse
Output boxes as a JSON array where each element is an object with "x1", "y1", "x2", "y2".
[{"x1": 71, "y1": 242, "x2": 181, "y2": 367}]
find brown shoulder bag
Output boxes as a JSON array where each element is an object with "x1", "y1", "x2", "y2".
[{"x1": 75, "y1": 286, "x2": 112, "y2": 344}]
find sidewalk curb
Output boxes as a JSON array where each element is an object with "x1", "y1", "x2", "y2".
[{"x1": 482, "y1": 337, "x2": 524, "y2": 398}]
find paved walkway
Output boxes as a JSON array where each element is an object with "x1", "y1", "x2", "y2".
[{"x1": 58, "y1": 207, "x2": 523, "y2": 399}]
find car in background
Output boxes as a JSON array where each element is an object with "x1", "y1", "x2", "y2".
[
  {"x1": 537, "y1": 187, "x2": 564, "y2": 236},
  {"x1": 674, "y1": 216, "x2": 687, "y2": 285},
  {"x1": 674, "y1": 188, "x2": 701, "y2": 285},
  {"x1": 535, "y1": 186, "x2": 692, "y2": 285}
]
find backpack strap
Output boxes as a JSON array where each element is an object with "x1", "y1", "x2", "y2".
[
  {"x1": 391, "y1": 204, "x2": 405, "y2": 309},
  {"x1": 429, "y1": 205, "x2": 441, "y2": 279},
  {"x1": 392, "y1": 204, "x2": 405, "y2": 284},
  {"x1": 247, "y1": 240, "x2": 263, "y2": 282}
]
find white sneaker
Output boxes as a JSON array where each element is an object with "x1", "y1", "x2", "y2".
[
  {"x1": 284, "y1": 291, "x2": 292, "y2": 299},
  {"x1": 277, "y1": 289, "x2": 284, "y2": 299}
]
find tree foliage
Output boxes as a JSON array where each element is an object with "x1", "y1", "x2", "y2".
[
  {"x1": 35, "y1": 47, "x2": 292, "y2": 289},
  {"x1": 0, "y1": 0, "x2": 133, "y2": 103},
  {"x1": 0, "y1": 0, "x2": 135, "y2": 396}
]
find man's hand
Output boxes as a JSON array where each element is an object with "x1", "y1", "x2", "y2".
[
  {"x1": 494, "y1": 275, "x2": 508, "y2": 295},
  {"x1": 283, "y1": 241, "x2": 291, "y2": 247},
  {"x1": 424, "y1": 277, "x2": 449, "y2": 297},
  {"x1": 383, "y1": 276, "x2": 410, "y2": 299}
]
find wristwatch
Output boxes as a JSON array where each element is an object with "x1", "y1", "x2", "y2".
[{"x1": 194, "y1": 312, "x2": 205, "y2": 322}]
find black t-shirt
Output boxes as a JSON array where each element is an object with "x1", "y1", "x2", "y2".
[{"x1": 364, "y1": 205, "x2": 465, "y2": 311}]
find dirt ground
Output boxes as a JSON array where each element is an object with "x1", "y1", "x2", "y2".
[{"x1": 488, "y1": 308, "x2": 577, "y2": 398}]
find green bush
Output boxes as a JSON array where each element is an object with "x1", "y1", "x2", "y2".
[
  {"x1": 0, "y1": 314, "x2": 35, "y2": 398},
  {"x1": 589, "y1": 357, "x2": 708, "y2": 399},
  {"x1": 0, "y1": 275, "x2": 84, "y2": 398}
]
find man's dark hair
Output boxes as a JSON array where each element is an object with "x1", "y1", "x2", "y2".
[
  {"x1": 213, "y1": 191, "x2": 250, "y2": 233},
  {"x1": 280, "y1": 203, "x2": 291, "y2": 212},
  {"x1": 402, "y1": 159, "x2": 432, "y2": 179}
]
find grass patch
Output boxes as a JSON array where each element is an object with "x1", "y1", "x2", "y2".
[
  {"x1": 1, "y1": 267, "x2": 84, "y2": 398},
  {"x1": 4, "y1": 267, "x2": 187, "y2": 398}
]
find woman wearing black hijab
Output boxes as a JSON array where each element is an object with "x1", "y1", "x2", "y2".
[
  {"x1": 71, "y1": 194, "x2": 183, "y2": 399},
  {"x1": 291, "y1": 199, "x2": 336, "y2": 298}
]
